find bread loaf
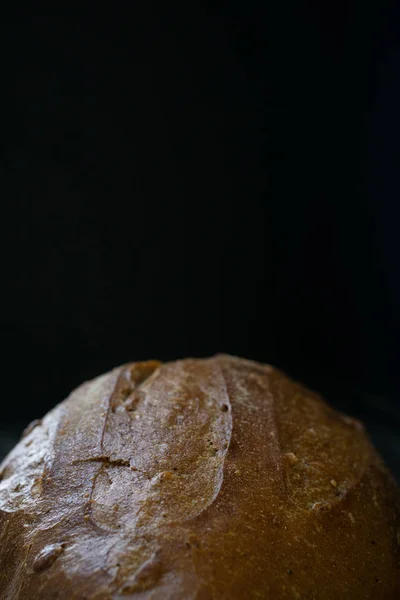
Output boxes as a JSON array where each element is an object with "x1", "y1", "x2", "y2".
[{"x1": 0, "y1": 355, "x2": 399, "y2": 599}]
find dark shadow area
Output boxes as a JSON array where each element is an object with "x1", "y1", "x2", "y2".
[{"x1": 0, "y1": 4, "x2": 399, "y2": 475}]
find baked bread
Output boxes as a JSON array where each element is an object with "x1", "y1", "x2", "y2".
[{"x1": 0, "y1": 355, "x2": 399, "y2": 599}]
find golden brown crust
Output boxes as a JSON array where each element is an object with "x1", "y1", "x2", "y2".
[{"x1": 0, "y1": 355, "x2": 399, "y2": 599}]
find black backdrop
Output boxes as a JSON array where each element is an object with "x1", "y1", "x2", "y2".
[{"x1": 0, "y1": 4, "x2": 399, "y2": 442}]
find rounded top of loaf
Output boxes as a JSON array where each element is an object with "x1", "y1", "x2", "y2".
[{"x1": 0, "y1": 354, "x2": 399, "y2": 599}]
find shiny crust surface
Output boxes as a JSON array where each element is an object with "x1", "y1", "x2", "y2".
[{"x1": 0, "y1": 355, "x2": 399, "y2": 599}]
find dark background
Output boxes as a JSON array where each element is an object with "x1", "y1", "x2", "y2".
[{"x1": 1, "y1": 4, "x2": 399, "y2": 473}]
